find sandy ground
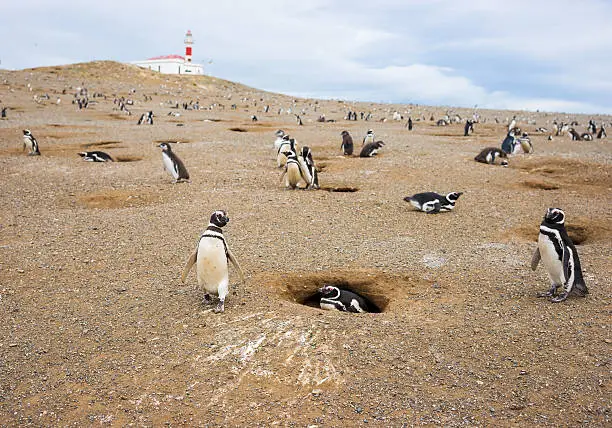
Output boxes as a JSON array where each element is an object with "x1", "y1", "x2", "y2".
[{"x1": 0, "y1": 61, "x2": 610, "y2": 426}]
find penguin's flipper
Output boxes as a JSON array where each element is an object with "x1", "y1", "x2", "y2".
[
  {"x1": 561, "y1": 246, "x2": 572, "y2": 285},
  {"x1": 530, "y1": 248, "x2": 541, "y2": 271},
  {"x1": 226, "y1": 248, "x2": 245, "y2": 283},
  {"x1": 425, "y1": 201, "x2": 441, "y2": 214},
  {"x1": 297, "y1": 157, "x2": 312, "y2": 186},
  {"x1": 181, "y1": 250, "x2": 198, "y2": 283}
]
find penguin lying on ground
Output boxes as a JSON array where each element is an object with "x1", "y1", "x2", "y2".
[
  {"x1": 319, "y1": 285, "x2": 371, "y2": 313},
  {"x1": 531, "y1": 208, "x2": 588, "y2": 303},
  {"x1": 158, "y1": 142, "x2": 190, "y2": 183},
  {"x1": 22, "y1": 129, "x2": 41, "y2": 156},
  {"x1": 404, "y1": 192, "x2": 463, "y2": 214},
  {"x1": 340, "y1": 130, "x2": 354, "y2": 155},
  {"x1": 360, "y1": 140, "x2": 385, "y2": 157},
  {"x1": 474, "y1": 147, "x2": 508, "y2": 166},
  {"x1": 79, "y1": 151, "x2": 114, "y2": 162},
  {"x1": 182, "y1": 210, "x2": 245, "y2": 313}
]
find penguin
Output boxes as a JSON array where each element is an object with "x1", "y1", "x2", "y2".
[
  {"x1": 474, "y1": 147, "x2": 508, "y2": 166},
  {"x1": 181, "y1": 210, "x2": 245, "y2": 313},
  {"x1": 407, "y1": 117, "x2": 413, "y2": 130},
  {"x1": 279, "y1": 148, "x2": 308, "y2": 189},
  {"x1": 146, "y1": 111, "x2": 154, "y2": 124},
  {"x1": 251, "y1": 115, "x2": 258, "y2": 122},
  {"x1": 157, "y1": 142, "x2": 190, "y2": 183},
  {"x1": 22, "y1": 129, "x2": 41, "y2": 156},
  {"x1": 587, "y1": 120, "x2": 596, "y2": 134},
  {"x1": 581, "y1": 132, "x2": 593, "y2": 141},
  {"x1": 517, "y1": 133, "x2": 534, "y2": 153},
  {"x1": 464, "y1": 119, "x2": 474, "y2": 136},
  {"x1": 568, "y1": 128, "x2": 581, "y2": 141},
  {"x1": 501, "y1": 130, "x2": 517, "y2": 154},
  {"x1": 531, "y1": 208, "x2": 588, "y2": 303},
  {"x1": 273, "y1": 130, "x2": 286, "y2": 151},
  {"x1": 340, "y1": 130, "x2": 354, "y2": 156},
  {"x1": 1, "y1": 107, "x2": 7, "y2": 118},
  {"x1": 362, "y1": 129, "x2": 374, "y2": 146},
  {"x1": 508, "y1": 115, "x2": 516, "y2": 132},
  {"x1": 597, "y1": 125, "x2": 607, "y2": 139},
  {"x1": 78, "y1": 151, "x2": 114, "y2": 162},
  {"x1": 276, "y1": 135, "x2": 292, "y2": 168},
  {"x1": 137, "y1": 113, "x2": 146, "y2": 125},
  {"x1": 318, "y1": 285, "x2": 371, "y2": 313},
  {"x1": 404, "y1": 192, "x2": 463, "y2": 214},
  {"x1": 359, "y1": 140, "x2": 385, "y2": 157},
  {"x1": 535, "y1": 127, "x2": 548, "y2": 133},
  {"x1": 299, "y1": 146, "x2": 319, "y2": 189}
]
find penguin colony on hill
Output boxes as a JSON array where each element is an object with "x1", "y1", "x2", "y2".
[
  {"x1": 158, "y1": 142, "x2": 190, "y2": 183},
  {"x1": 182, "y1": 210, "x2": 244, "y2": 313},
  {"x1": 531, "y1": 208, "x2": 588, "y2": 303}
]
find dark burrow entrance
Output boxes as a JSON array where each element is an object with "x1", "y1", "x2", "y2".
[{"x1": 320, "y1": 186, "x2": 359, "y2": 193}]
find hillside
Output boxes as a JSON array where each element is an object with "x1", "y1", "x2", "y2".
[{"x1": 0, "y1": 61, "x2": 610, "y2": 426}]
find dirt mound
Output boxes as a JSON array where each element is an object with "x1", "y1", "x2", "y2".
[
  {"x1": 513, "y1": 157, "x2": 612, "y2": 188},
  {"x1": 520, "y1": 179, "x2": 560, "y2": 190},
  {"x1": 76, "y1": 188, "x2": 163, "y2": 209}
]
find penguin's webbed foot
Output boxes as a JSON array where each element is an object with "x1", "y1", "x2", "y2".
[
  {"x1": 537, "y1": 284, "x2": 557, "y2": 298},
  {"x1": 214, "y1": 301, "x2": 225, "y2": 313},
  {"x1": 550, "y1": 292, "x2": 569, "y2": 303}
]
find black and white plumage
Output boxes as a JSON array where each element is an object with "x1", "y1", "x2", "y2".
[
  {"x1": 568, "y1": 128, "x2": 581, "y2": 141},
  {"x1": 1, "y1": 107, "x2": 7, "y2": 118},
  {"x1": 581, "y1": 132, "x2": 593, "y2": 141},
  {"x1": 464, "y1": 119, "x2": 474, "y2": 136},
  {"x1": 501, "y1": 130, "x2": 517, "y2": 154},
  {"x1": 276, "y1": 135, "x2": 294, "y2": 168},
  {"x1": 22, "y1": 129, "x2": 41, "y2": 156},
  {"x1": 318, "y1": 285, "x2": 371, "y2": 313},
  {"x1": 181, "y1": 210, "x2": 244, "y2": 313},
  {"x1": 404, "y1": 191, "x2": 463, "y2": 214},
  {"x1": 362, "y1": 129, "x2": 374, "y2": 146},
  {"x1": 78, "y1": 151, "x2": 114, "y2": 162},
  {"x1": 517, "y1": 133, "x2": 534, "y2": 153},
  {"x1": 279, "y1": 148, "x2": 308, "y2": 189},
  {"x1": 359, "y1": 140, "x2": 385, "y2": 157},
  {"x1": 531, "y1": 208, "x2": 588, "y2": 303},
  {"x1": 158, "y1": 142, "x2": 190, "y2": 182},
  {"x1": 474, "y1": 147, "x2": 508, "y2": 166},
  {"x1": 340, "y1": 130, "x2": 354, "y2": 156},
  {"x1": 508, "y1": 116, "x2": 516, "y2": 132},
  {"x1": 587, "y1": 120, "x2": 596, "y2": 134},
  {"x1": 298, "y1": 146, "x2": 319, "y2": 189},
  {"x1": 138, "y1": 111, "x2": 154, "y2": 125},
  {"x1": 597, "y1": 125, "x2": 606, "y2": 139}
]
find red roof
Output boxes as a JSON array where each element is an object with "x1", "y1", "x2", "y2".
[{"x1": 146, "y1": 54, "x2": 185, "y2": 61}]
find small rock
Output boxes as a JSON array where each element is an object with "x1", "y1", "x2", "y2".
[{"x1": 311, "y1": 389, "x2": 322, "y2": 397}]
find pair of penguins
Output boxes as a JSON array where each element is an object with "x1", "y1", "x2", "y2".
[
  {"x1": 341, "y1": 130, "x2": 385, "y2": 157},
  {"x1": 137, "y1": 111, "x2": 154, "y2": 125},
  {"x1": 275, "y1": 131, "x2": 319, "y2": 189}
]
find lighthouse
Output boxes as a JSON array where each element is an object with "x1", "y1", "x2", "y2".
[
  {"x1": 131, "y1": 30, "x2": 203, "y2": 75},
  {"x1": 184, "y1": 30, "x2": 193, "y2": 63}
]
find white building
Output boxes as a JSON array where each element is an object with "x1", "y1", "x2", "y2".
[{"x1": 131, "y1": 30, "x2": 204, "y2": 75}]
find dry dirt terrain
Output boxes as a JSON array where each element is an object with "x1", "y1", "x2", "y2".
[{"x1": 0, "y1": 61, "x2": 610, "y2": 426}]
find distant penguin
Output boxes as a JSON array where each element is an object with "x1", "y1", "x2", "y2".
[
  {"x1": 359, "y1": 140, "x2": 385, "y2": 157},
  {"x1": 508, "y1": 115, "x2": 516, "y2": 132},
  {"x1": 531, "y1": 208, "x2": 587, "y2": 303},
  {"x1": 568, "y1": 128, "x2": 581, "y2": 141},
  {"x1": 251, "y1": 115, "x2": 258, "y2": 122},
  {"x1": 404, "y1": 192, "x2": 463, "y2": 214},
  {"x1": 299, "y1": 146, "x2": 319, "y2": 189},
  {"x1": 146, "y1": 111, "x2": 154, "y2": 124},
  {"x1": 581, "y1": 132, "x2": 593, "y2": 141},
  {"x1": 535, "y1": 127, "x2": 548, "y2": 133},
  {"x1": 362, "y1": 129, "x2": 374, "y2": 146},
  {"x1": 137, "y1": 113, "x2": 146, "y2": 125},
  {"x1": 22, "y1": 129, "x2": 41, "y2": 156},
  {"x1": 158, "y1": 142, "x2": 190, "y2": 183},
  {"x1": 587, "y1": 120, "x2": 596, "y2": 134},
  {"x1": 1, "y1": 107, "x2": 7, "y2": 118},
  {"x1": 273, "y1": 130, "x2": 286, "y2": 151},
  {"x1": 276, "y1": 135, "x2": 292, "y2": 168},
  {"x1": 597, "y1": 125, "x2": 607, "y2": 139},
  {"x1": 407, "y1": 117, "x2": 413, "y2": 130},
  {"x1": 279, "y1": 149, "x2": 307, "y2": 189},
  {"x1": 474, "y1": 147, "x2": 508, "y2": 166},
  {"x1": 79, "y1": 151, "x2": 114, "y2": 162},
  {"x1": 501, "y1": 130, "x2": 517, "y2": 154},
  {"x1": 340, "y1": 130, "x2": 354, "y2": 156},
  {"x1": 319, "y1": 285, "x2": 371, "y2": 313},
  {"x1": 181, "y1": 210, "x2": 245, "y2": 313},
  {"x1": 518, "y1": 133, "x2": 534, "y2": 153},
  {"x1": 464, "y1": 119, "x2": 474, "y2": 136}
]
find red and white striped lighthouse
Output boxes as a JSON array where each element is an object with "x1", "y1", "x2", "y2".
[{"x1": 184, "y1": 30, "x2": 193, "y2": 63}]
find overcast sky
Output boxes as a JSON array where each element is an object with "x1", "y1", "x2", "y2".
[{"x1": 2, "y1": 0, "x2": 611, "y2": 114}]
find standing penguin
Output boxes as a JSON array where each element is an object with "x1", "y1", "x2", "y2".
[
  {"x1": 531, "y1": 208, "x2": 588, "y2": 303},
  {"x1": 280, "y1": 148, "x2": 308, "y2": 189},
  {"x1": 22, "y1": 129, "x2": 41, "y2": 156},
  {"x1": 299, "y1": 146, "x2": 319, "y2": 189},
  {"x1": 359, "y1": 140, "x2": 385, "y2": 157},
  {"x1": 597, "y1": 125, "x2": 607, "y2": 139},
  {"x1": 158, "y1": 142, "x2": 190, "y2": 183},
  {"x1": 319, "y1": 285, "x2": 371, "y2": 313},
  {"x1": 276, "y1": 135, "x2": 292, "y2": 168},
  {"x1": 407, "y1": 117, "x2": 413, "y2": 130},
  {"x1": 1, "y1": 107, "x2": 7, "y2": 118},
  {"x1": 273, "y1": 130, "x2": 286, "y2": 151},
  {"x1": 362, "y1": 129, "x2": 374, "y2": 146},
  {"x1": 517, "y1": 133, "x2": 534, "y2": 153},
  {"x1": 181, "y1": 210, "x2": 245, "y2": 313},
  {"x1": 501, "y1": 130, "x2": 517, "y2": 154},
  {"x1": 340, "y1": 130, "x2": 354, "y2": 156},
  {"x1": 404, "y1": 192, "x2": 463, "y2": 214},
  {"x1": 587, "y1": 119, "x2": 596, "y2": 134},
  {"x1": 474, "y1": 147, "x2": 508, "y2": 166},
  {"x1": 464, "y1": 119, "x2": 474, "y2": 136},
  {"x1": 508, "y1": 115, "x2": 516, "y2": 132}
]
